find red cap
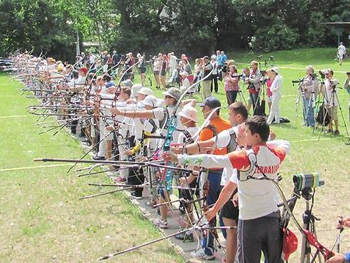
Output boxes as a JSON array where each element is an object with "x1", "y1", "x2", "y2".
[
  {"x1": 282, "y1": 228, "x2": 298, "y2": 261},
  {"x1": 79, "y1": 67, "x2": 88, "y2": 75}
]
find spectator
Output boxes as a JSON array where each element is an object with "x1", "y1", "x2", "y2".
[
  {"x1": 337, "y1": 42, "x2": 346, "y2": 66},
  {"x1": 211, "y1": 55, "x2": 219, "y2": 93},
  {"x1": 267, "y1": 67, "x2": 282, "y2": 124},
  {"x1": 323, "y1": 69, "x2": 340, "y2": 135},
  {"x1": 202, "y1": 56, "x2": 213, "y2": 99},
  {"x1": 224, "y1": 65, "x2": 240, "y2": 106}
]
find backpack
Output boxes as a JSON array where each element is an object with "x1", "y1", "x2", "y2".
[{"x1": 316, "y1": 103, "x2": 330, "y2": 126}]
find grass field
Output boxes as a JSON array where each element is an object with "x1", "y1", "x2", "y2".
[
  {"x1": 144, "y1": 47, "x2": 350, "y2": 260},
  {"x1": 0, "y1": 74, "x2": 185, "y2": 262},
  {"x1": 1, "y1": 47, "x2": 350, "y2": 262}
]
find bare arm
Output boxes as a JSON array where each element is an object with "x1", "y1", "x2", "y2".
[
  {"x1": 205, "y1": 180, "x2": 237, "y2": 221},
  {"x1": 111, "y1": 107, "x2": 154, "y2": 119}
]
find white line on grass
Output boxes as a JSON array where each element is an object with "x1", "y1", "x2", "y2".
[
  {"x1": 0, "y1": 115, "x2": 31, "y2": 118},
  {"x1": 0, "y1": 163, "x2": 72, "y2": 172},
  {"x1": 290, "y1": 138, "x2": 331, "y2": 143}
]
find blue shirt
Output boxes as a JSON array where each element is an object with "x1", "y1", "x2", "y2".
[{"x1": 218, "y1": 54, "x2": 227, "y2": 66}]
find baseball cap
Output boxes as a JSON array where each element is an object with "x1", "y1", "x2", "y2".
[
  {"x1": 79, "y1": 67, "x2": 88, "y2": 75},
  {"x1": 271, "y1": 67, "x2": 280, "y2": 75},
  {"x1": 203, "y1": 56, "x2": 209, "y2": 60},
  {"x1": 121, "y1": 79, "x2": 133, "y2": 88},
  {"x1": 106, "y1": 81, "x2": 115, "y2": 88},
  {"x1": 137, "y1": 87, "x2": 153, "y2": 96},
  {"x1": 282, "y1": 228, "x2": 298, "y2": 261},
  {"x1": 198, "y1": 97, "x2": 221, "y2": 109},
  {"x1": 178, "y1": 106, "x2": 198, "y2": 123},
  {"x1": 163, "y1": 87, "x2": 182, "y2": 101}
]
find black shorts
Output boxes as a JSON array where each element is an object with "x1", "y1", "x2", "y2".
[
  {"x1": 140, "y1": 67, "x2": 146, "y2": 74},
  {"x1": 220, "y1": 195, "x2": 239, "y2": 221}
]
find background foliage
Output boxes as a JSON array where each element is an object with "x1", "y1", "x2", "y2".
[{"x1": 0, "y1": 0, "x2": 350, "y2": 59}]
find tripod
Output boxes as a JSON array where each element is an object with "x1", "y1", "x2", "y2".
[
  {"x1": 237, "y1": 89, "x2": 247, "y2": 105},
  {"x1": 321, "y1": 82, "x2": 350, "y2": 138},
  {"x1": 299, "y1": 187, "x2": 322, "y2": 263},
  {"x1": 294, "y1": 80, "x2": 304, "y2": 119}
]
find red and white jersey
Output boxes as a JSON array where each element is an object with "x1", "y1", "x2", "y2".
[
  {"x1": 228, "y1": 145, "x2": 286, "y2": 220},
  {"x1": 178, "y1": 140, "x2": 289, "y2": 220}
]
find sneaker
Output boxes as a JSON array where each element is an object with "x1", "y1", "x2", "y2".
[
  {"x1": 334, "y1": 130, "x2": 340, "y2": 136},
  {"x1": 132, "y1": 195, "x2": 143, "y2": 200},
  {"x1": 190, "y1": 248, "x2": 215, "y2": 260},
  {"x1": 114, "y1": 176, "x2": 126, "y2": 183},
  {"x1": 174, "y1": 232, "x2": 194, "y2": 242},
  {"x1": 153, "y1": 219, "x2": 168, "y2": 229},
  {"x1": 324, "y1": 129, "x2": 333, "y2": 134},
  {"x1": 146, "y1": 200, "x2": 157, "y2": 207}
]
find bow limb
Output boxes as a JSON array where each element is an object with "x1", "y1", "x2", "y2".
[
  {"x1": 172, "y1": 67, "x2": 215, "y2": 115},
  {"x1": 303, "y1": 230, "x2": 335, "y2": 260},
  {"x1": 115, "y1": 59, "x2": 142, "y2": 88}
]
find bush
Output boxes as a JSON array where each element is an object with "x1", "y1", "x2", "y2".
[{"x1": 250, "y1": 22, "x2": 299, "y2": 52}]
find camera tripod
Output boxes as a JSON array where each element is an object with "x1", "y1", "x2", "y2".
[
  {"x1": 317, "y1": 82, "x2": 350, "y2": 140},
  {"x1": 237, "y1": 89, "x2": 247, "y2": 105},
  {"x1": 299, "y1": 187, "x2": 322, "y2": 263}
]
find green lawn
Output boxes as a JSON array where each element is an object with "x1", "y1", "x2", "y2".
[
  {"x1": 1, "y1": 47, "x2": 350, "y2": 262},
  {"x1": 0, "y1": 73, "x2": 185, "y2": 263},
  {"x1": 146, "y1": 47, "x2": 350, "y2": 260}
]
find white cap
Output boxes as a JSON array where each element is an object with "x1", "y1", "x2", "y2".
[
  {"x1": 211, "y1": 55, "x2": 217, "y2": 60},
  {"x1": 178, "y1": 105, "x2": 198, "y2": 123},
  {"x1": 141, "y1": 95, "x2": 157, "y2": 107},
  {"x1": 271, "y1": 67, "x2": 280, "y2": 75},
  {"x1": 137, "y1": 87, "x2": 154, "y2": 96}
]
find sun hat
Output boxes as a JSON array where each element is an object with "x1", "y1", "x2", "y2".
[
  {"x1": 137, "y1": 87, "x2": 154, "y2": 96},
  {"x1": 163, "y1": 87, "x2": 182, "y2": 101},
  {"x1": 178, "y1": 105, "x2": 198, "y2": 122},
  {"x1": 141, "y1": 95, "x2": 157, "y2": 108}
]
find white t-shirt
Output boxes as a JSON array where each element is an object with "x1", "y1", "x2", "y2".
[
  {"x1": 169, "y1": 55, "x2": 177, "y2": 69},
  {"x1": 89, "y1": 54, "x2": 96, "y2": 64},
  {"x1": 338, "y1": 44, "x2": 346, "y2": 55}
]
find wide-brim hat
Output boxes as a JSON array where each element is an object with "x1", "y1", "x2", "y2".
[
  {"x1": 141, "y1": 95, "x2": 157, "y2": 108},
  {"x1": 163, "y1": 87, "x2": 182, "y2": 101},
  {"x1": 137, "y1": 87, "x2": 153, "y2": 96},
  {"x1": 178, "y1": 105, "x2": 198, "y2": 123}
]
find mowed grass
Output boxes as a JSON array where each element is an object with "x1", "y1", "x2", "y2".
[
  {"x1": 1, "y1": 47, "x2": 350, "y2": 263},
  {"x1": 148, "y1": 48, "x2": 350, "y2": 259},
  {"x1": 0, "y1": 73, "x2": 185, "y2": 263}
]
